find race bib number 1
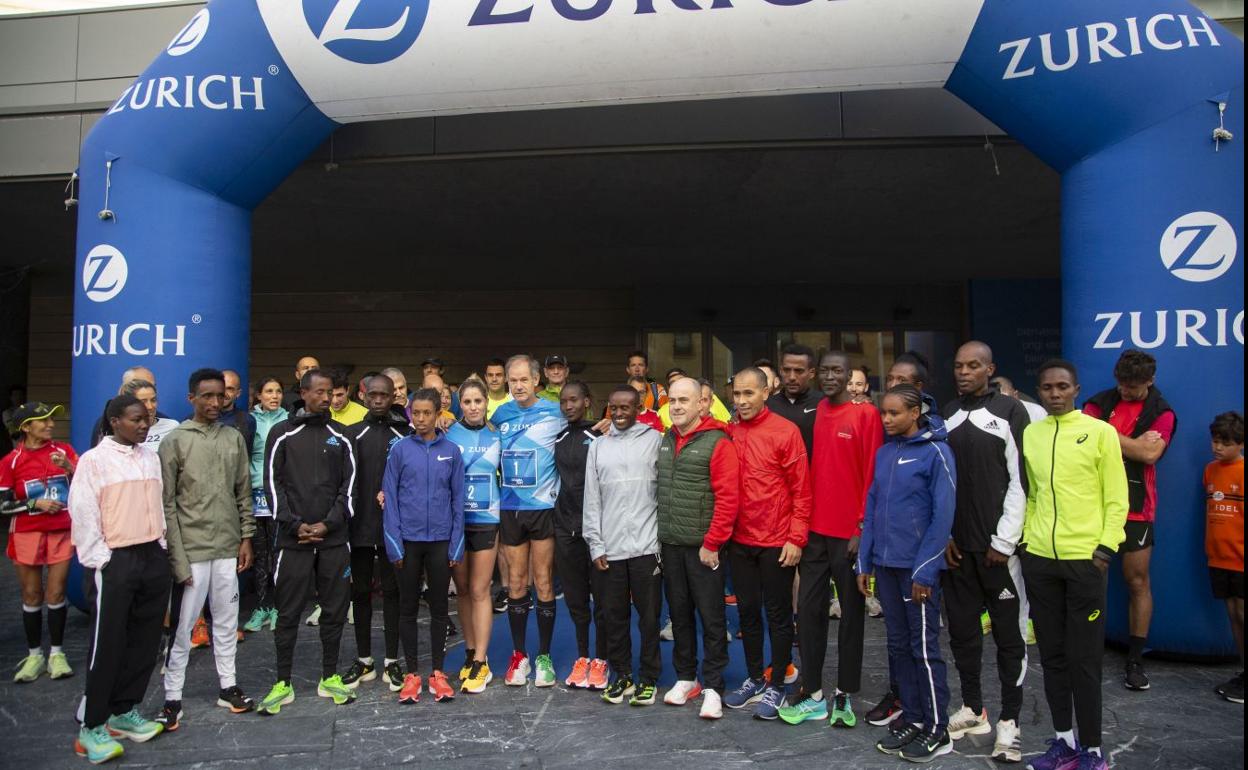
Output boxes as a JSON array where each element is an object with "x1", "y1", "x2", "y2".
[
  {"x1": 464, "y1": 474, "x2": 493, "y2": 510},
  {"x1": 501, "y1": 449, "x2": 537, "y2": 488}
]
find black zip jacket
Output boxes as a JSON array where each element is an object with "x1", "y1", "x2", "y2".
[
  {"x1": 941, "y1": 391, "x2": 1030, "y2": 554},
  {"x1": 263, "y1": 410, "x2": 357, "y2": 550},
  {"x1": 345, "y1": 409, "x2": 412, "y2": 547},
  {"x1": 766, "y1": 387, "x2": 823, "y2": 458},
  {"x1": 554, "y1": 420, "x2": 601, "y2": 535}
]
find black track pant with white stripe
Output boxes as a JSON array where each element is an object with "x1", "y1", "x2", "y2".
[
  {"x1": 82, "y1": 541, "x2": 171, "y2": 729},
  {"x1": 942, "y1": 551, "x2": 1028, "y2": 722},
  {"x1": 273, "y1": 545, "x2": 351, "y2": 682}
]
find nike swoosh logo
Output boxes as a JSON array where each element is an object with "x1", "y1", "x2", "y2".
[
  {"x1": 1138, "y1": 536, "x2": 1148, "y2": 546},
  {"x1": 803, "y1": 408, "x2": 817, "y2": 413},
  {"x1": 436, "y1": 455, "x2": 452, "y2": 461},
  {"x1": 898, "y1": 458, "x2": 918, "y2": 465}
]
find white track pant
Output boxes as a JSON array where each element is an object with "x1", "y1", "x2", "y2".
[{"x1": 163, "y1": 558, "x2": 239, "y2": 700}]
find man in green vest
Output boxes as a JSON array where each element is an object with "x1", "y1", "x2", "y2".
[{"x1": 657, "y1": 378, "x2": 741, "y2": 720}]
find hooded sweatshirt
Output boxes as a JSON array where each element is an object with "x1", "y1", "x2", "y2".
[
  {"x1": 728, "y1": 407, "x2": 811, "y2": 549},
  {"x1": 381, "y1": 430, "x2": 466, "y2": 563},
  {"x1": 68, "y1": 437, "x2": 166, "y2": 569},
  {"x1": 345, "y1": 409, "x2": 413, "y2": 547},
  {"x1": 158, "y1": 419, "x2": 256, "y2": 583},
  {"x1": 582, "y1": 422, "x2": 662, "y2": 561},
  {"x1": 263, "y1": 410, "x2": 357, "y2": 550},
  {"x1": 856, "y1": 418, "x2": 957, "y2": 589}
]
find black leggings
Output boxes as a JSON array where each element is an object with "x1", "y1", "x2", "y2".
[
  {"x1": 351, "y1": 546, "x2": 400, "y2": 661},
  {"x1": 396, "y1": 540, "x2": 450, "y2": 673},
  {"x1": 250, "y1": 518, "x2": 277, "y2": 611},
  {"x1": 728, "y1": 542, "x2": 795, "y2": 685}
]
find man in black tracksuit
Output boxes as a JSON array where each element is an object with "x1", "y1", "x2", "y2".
[
  {"x1": 260, "y1": 370, "x2": 358, "y2": 711},
  {"x1": 342, "y1": 374, "x2": 412, "y2": 691},
  {"x1": 553, "y1": 382, "x2": 607, "y2": 684},
  {"x1": 767, "y1": 343, "x2": 822, "y2": 457},
  {"x1": 940, "y1": 342, "x2": 1031, "y2": 762}
]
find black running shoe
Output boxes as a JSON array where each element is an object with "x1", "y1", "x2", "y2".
[
  {"x1": 155, "y1": 700, "x2": 182, "y2": 732},
  {"x1": 867, "y1": 689, "x2": 903, "y2": 726},
  {"x1": 385, "y1": 661, "x2": 405, "y2": 692},
  {"x1": 1217, "y1": 671, "x2": 1244, "y2": 704},
  {"x1": 1124, "y1": 660, "x2": 1150, "y2": 691},
  {"x1": 217, "y1": 686, "x2": 255, "y2": 713},
  {"x1": 876, "y1": 722, "x2": 922, "y2": 755},
  {"x1": 342, "y1": 659, "x2": 377, "y2": 689},
  {"x1": 447, "y1": 619, "x2": 458, "y2": 637},
  {"x1": 602, "y1": 676, "x2": 635, "y2": 705},
  {"x1": 492, "y1": 589, "x2": 509, "y2": 614},
  {"x1": 900, "y1": 728, "x2": 953, "y2": 763}
]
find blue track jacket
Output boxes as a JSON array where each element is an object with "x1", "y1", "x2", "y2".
[
  {"x1": 381, "y1": 430, "x2": 465, "y2": 563},
  {"x1": 857, "y1": 418, "x2": 956, "y2": 589}
]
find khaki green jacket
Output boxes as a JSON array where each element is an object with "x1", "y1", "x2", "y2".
[{"x1": 158, "y1": 419, "x2": 255, "y2": 583}]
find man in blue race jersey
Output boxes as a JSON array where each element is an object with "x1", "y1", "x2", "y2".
[{"x1": 491, "y1": 355, "x2": 568, "y2": 688}]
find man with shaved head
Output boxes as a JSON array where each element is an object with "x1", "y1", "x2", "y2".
[
  {"x1": 722, "y1": 367, "x2": 810, "y2": 720},
  {"x1": 282, "y1": 356, "x2": 320, "y2": 413},
  {"x1": 939, "y1": 341, "x2": 1032, "y2": 762},
  {"x1": 656, "y1": 378, "x2": 740, "y2": 718}
]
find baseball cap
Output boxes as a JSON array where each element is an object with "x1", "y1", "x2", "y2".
[
  {"x1": 7, "y1": 402, "x2": 62, "y2": 437},
  {"x1": 421, "y1": 357, "x2": 445, "y2": 368},
  {"x1": 544, "y1": 355, "x2": 568, "y2": 367}
]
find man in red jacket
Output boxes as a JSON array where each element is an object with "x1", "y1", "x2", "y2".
[
  {"x1": 781, "y1": 350, "x2": 883, "y2": 728},
  {"x1": 721, "y1": 367, "x2": 811, "y2": 720}
]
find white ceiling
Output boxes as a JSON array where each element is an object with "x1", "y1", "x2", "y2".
[{"x1": 0, "y1": 0, "x2": 178, "y2": 15}]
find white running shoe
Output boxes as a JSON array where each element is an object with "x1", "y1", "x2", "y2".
[
  {"x1": 947, "y1": 705, "x2": 992, "y2": 739},
  {"x1": 347, "y1": 604, "x2": 354, "y2": 625},
  {"x1": 828, "y1": 598, "x2": 842, "y2": 619},
  {"x1": 664, "y1": 680, "x2": 703, "y2": 706},
  {"x1": 993, "y1": 719, "x2": 1022, "y2": 763},
  {"x1": 699, "y1": 689, "x2": 723, "y2": 720},
  {"x1": 659, "y1": 620, "x2": 674, "y2": 641},
  {"x1": 866, "y1": 596, "x2": 883, "y2": 618},
  {"x1": 305, "y1": 604, "x2": 322, "y2": 626}
]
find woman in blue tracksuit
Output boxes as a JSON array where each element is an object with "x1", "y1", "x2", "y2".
[
  {"x1": 856, "y1": 384, "x2": 956, "y2": 763},
  {"x1": 382, "y1": 388, "x2": 465, "y2": 704}
]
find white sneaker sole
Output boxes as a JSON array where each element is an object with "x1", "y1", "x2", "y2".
[{"x1": 948, "y1": 721, "x2": 993, "y2": 740}]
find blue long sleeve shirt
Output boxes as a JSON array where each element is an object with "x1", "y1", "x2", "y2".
[{"x1": 381, "y1": 430, "x2": 465, "y2": 563}]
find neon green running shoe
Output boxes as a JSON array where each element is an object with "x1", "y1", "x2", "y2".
[
  {"x1": 106, "y1": 709, "x2": 163, "y2": 742},
  {"x1": 828, "y1": 692, "x2": 857, "y2": 728},
  {"x1": 778, "y1": 695, "x2": 829, "y2": 725},
  {"x1": 48, "y1": 651, "x2": 73, "y2": 679},
  {"x1": 13, "y1": 651, "x2": 45, "y2": 683},
  {"x1": 1026, "y1": 619, "x2": 1037, "y2": 645},
  {"x1": 75, "y1": 724, "x2": 124, "y2": 765},
  {"x1": 533, "y1": 654, "x2": 556, "y2": 688},
  {"x1": 243, "y1": 608, "x2": 269, "y2": 633},
  {"x1": 317, "y1": 674, "x2": 357, "y2": 705},
  {"x1": 257, "y1": 681, "x2": 295, "y2": 715},
  {"x1": 629, "y1": 682, "x2": 657, "y2": 706},
  {"x1": 980, "y1": 610, "x2": 993, "y2": 636}
]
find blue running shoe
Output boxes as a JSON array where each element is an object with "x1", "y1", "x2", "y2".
[
  {"x1": 753, "y1": 685, "x2": 786, "y2": 720},
  {"x1": 1026, "y1": 738, "x2": 1080, "y2": 770},
  {"x1": 723, "y1": 676, "x2": 767, "y2": 709},
  {"x1": 1076, "y1": 750, "x2": 1108, "y2": 770}
]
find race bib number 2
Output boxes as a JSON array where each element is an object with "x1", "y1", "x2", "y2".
[
  {"x1": 464, "y1": 474, "x2": 493, "y2": 510},
  {"x1": 502, "y1": 449, "x2": 537, "y2": 488}
]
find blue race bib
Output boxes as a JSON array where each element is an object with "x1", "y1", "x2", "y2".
[{"x1": 501, "y1": 449, "x2": 537, "y2": 488}]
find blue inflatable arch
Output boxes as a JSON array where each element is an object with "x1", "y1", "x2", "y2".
[{"x1": 70, "y1": 0, "x2": 1242, "y2": 655}]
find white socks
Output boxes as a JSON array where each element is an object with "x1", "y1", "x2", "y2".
[
  {"x1": 50, "y1": 645, "x2": 63, "y2": 655},
  {"x1": 1056, "y1": 730, "x2": 1076, "y2": 749},
  {"x1": 810, "y1": 689, "x2": 824, "y2": 701}
]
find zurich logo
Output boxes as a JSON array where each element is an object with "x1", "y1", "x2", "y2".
[
  {"x1": 82, "y1": 244, "x2": 128, "y2": 303},
  {"x1": 1159, "y1": 211, "x2": 1238, "y2": 283},
  {"x1": 303, "y1": 0, "x2": 429, "y2": 64},
  {"x1": 167, "y1": 8, "x2": 210, "y2": 57}
]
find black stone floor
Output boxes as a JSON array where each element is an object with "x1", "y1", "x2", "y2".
[{"x1": 0, "y1": 559, "x2": 1242, "y2": 769}]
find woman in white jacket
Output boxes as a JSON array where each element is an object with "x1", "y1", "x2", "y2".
[{"x1": 68, "y1": 394, "x2": 169, "y2": 765}]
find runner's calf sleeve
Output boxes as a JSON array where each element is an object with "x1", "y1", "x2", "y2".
[
  {"x1": 47, "y1": 601, "x2": 68, "y2": 647},
  {"x1": 536, "y1": 599, "x2": 557, "y2": 656},
  {"x1": 509, "y1": 594, "x2": 533, "y2": 653},
  {"x1": 22, "y1": 604, "x2": 42, "y2": 649}
]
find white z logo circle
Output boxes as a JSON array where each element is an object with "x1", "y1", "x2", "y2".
[{"x1": 82, "y1": 244, "x2": 128, "y2": 303}]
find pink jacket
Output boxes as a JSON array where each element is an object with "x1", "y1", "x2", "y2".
[{"x1": 69, "y1": 437, "x2": 166, "y2": 569}]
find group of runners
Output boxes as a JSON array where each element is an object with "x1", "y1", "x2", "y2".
[{"x1": 0, "y1": 345, "x2": 1242, "y2": 768}]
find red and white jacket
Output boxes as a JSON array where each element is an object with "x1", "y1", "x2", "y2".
[{"x1": 68, "y1": 437, "x2": 165, "y2": 569}]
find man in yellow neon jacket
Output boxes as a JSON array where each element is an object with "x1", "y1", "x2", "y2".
[{"x1": 1019, "y1": 359, "x2": 1127, "y2": 770}]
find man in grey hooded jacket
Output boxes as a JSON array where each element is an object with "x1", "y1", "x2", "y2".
[{"x1": 583, "y1": 385, "x2": 664, "y2": 706}]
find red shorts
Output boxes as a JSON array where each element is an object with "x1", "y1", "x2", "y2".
[{"x1": 6, "y1": 529, "x2": 73, "y2": 567}]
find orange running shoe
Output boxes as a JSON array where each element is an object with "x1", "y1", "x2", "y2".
[
  {"x1": 399, "y1": 673, "x2": 422, "y2": 704},
  {"x1": 190, "y1": 617, "x2": 210, "y2": 649},
  {"x1": 565, "y1": 657, "x2": 591, "y2": 688},
  {"x1": 586, "y1": 658, "x2": 609, "y2": 690},
  {"x1": 429, "y1": 670, "x2": 455, "y2": 702},
  {"x1": 762, "y1": 663, "x2": 800, "y2": 685},
  {"x1": 724, "y1": 594, "x2": 738, "y2": 606}
]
